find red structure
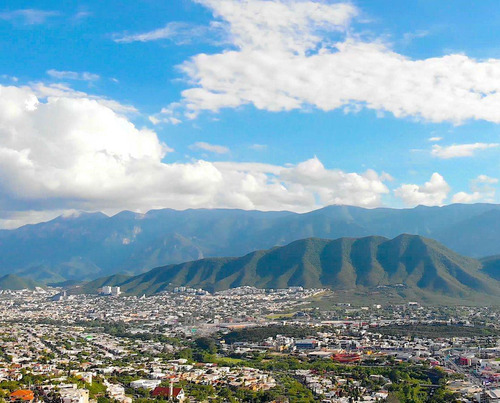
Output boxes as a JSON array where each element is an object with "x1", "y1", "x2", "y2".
[
  {"x1": 151, "y1": 386, "x2": 184, "y2": 400},
  {"x1": 458, "y1": 357, "x2": 472, "y2": 366},
  {"x1": 10, "y1": 390, "x2": 34, "y2": 402},
  {"x1": 332, "y1": 353, "x2": 362, "y2": 363}
]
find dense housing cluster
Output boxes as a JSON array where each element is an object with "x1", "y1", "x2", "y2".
[{"x1": 0, "y1": 287, "x2": 499, "y2": 402}]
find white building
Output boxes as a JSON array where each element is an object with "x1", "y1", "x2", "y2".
[
  {"x1": 486, "y1": 389, "x2": 500, "y2": 402},
  {"x1": 130, "y1": 379, "x2": 161, "y2": 390},
  {"x1": 101, "y1": 286, "x2": 112, "y2": 295},
  {"x1": 99, "y1": 286, "x2": 121, "y2": 296},
  {"x1": 59, "y1": 388, "x2": 89, "y2": 403}
]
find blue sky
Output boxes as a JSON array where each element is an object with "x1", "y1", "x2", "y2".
[{"x1": 1, "y1": 0, "x2": 500, "y2": 228}]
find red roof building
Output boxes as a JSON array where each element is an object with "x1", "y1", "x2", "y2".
[
  {"x1": 151, "y1": 386, "x2": 185, "y2": 401},
  {"x1": 10, "y1": 390, "x2": 34, "y2": 402}
]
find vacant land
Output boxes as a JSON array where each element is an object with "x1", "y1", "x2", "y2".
[{"x1": 368, "y1": 324, "x2": 500, "y2": 339}]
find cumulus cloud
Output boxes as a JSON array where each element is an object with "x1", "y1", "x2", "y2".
[
  {"x1": 394, "y1": 173, "x2": 450, "y2": 207},
  {"x1": 195, "y1": 0, "x2": 357, "y2": 53},
  {"x1": 279, "y1": 157, "x2": 390, "y2": 208},
  {"x1": 428, "y1": 137, "x2": 442, "y2": 142},
  {"x1": 153, "y1": 0, "x2": 500, "y2": 124},
  {"x1": 451, "y1": 191, "x2": 483, "y2": 204},
  {"x1": 0, "y1": 84, "x2": 392, "y2": 228},
  {"x1": 27, "y1": 82, "x2": 138, "y2": 115},
  {"x1": 189, "y1": 142, "x2": 230, "y2": 154},
  {"x1": 452, "y1": 175, "x2": 498, "y2": 203},
  {"x1": 431, "y1": 143, "x2": 499, "y2": 159},
  {"x1": 0, "y1": 85, "x2": 167, "y2": 206},
  {"x1": 476, "y1": 174, "x2": 499, "y2": 184},
  {"x1": 47, "y1": 69, "x2": 100, "y2": 81}
]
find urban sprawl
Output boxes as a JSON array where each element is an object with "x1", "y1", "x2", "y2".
[{"x1": 1, "y1": 286, "x2": 500, "y2": 402}]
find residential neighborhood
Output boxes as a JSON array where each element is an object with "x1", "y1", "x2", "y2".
[{"x1": 0, "y1": 287, "x2": 499, "y2": 401}]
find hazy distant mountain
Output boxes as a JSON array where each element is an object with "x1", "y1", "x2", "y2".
[
  {"x1": 78, "y1": 235, "x2": 500, "y2": 304},
  {"x1": 0, "y1": 274, "x2": 41, "y2": 290},
  {"x1": 434, "y1": 209, "x2": 500, "y2": 257},
  {"x1": 480, "y1": 255, "x2": 500, "y2": 281},
  {"x1": 2, "y1": 203, "x2": 500, "y2": 281}
]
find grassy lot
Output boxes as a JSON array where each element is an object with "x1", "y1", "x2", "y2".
[
  {"x1": 265, "y1": 313, "x2": 296, "y2": 319},
  {"x1": 215, "y1": 357, "x2": 246, "y2": 365}
]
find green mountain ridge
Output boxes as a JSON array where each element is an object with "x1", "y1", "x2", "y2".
[
  {"x1": 74, "y1": 273, "x2": 133, "y2": 295},
  {"x1": 3, "y1": 203, "x2": 500, "y2": 282},
  {"x1": 0, "y1": 274, "x2": 42, "y2": 290},
  {"x1": 74, "y1": 235, "x2": 500, "y2": 303}
]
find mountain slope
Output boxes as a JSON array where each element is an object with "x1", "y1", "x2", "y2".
[
  {"x1": 0, "y1": 274, "x2": 41, "y2": 290},
  {"x1": 480, "y1": 255, "x2": 500, "y2": 281},
  {"x1": 73, "y1": 273, "x2": 132, "y2": 295},
  {"x1": 434, "y1": 209, "x2": 500, "y2": 258},
  {"x1": 3, "y1": 203, "x2": 500, "y2": 281},
  {"x1": 81, "y1": 235, "x2": 500, "y2": 302}
]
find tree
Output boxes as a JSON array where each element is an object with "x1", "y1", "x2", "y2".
[{"x1": 195, "y1": 337, "x2": 218, "y2": 354}]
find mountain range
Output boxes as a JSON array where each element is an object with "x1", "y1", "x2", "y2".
[
  {"x1": 71, "y1": 235, "x2": 500, "y2": 305},
  {"x1": 2, "y1": 203, "x2": 500, "y2": 282},
  {"x1": 0, "y1": 274, "x2": 41, "y2": 291}
]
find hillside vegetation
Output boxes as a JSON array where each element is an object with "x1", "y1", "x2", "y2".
[
  {"x1": 2, "y1": 204, "x2": 500, "y2": 282},
  {"x1": 76, "y1": 235, "x2": 500, "y2": 303},
  {"x1": 0, "y1": 274, "x2": 41, "y2": 290}
]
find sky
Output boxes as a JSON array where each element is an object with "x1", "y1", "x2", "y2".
[{"x1": 1, "y1": 0, "x2": 500, "y2": 229}]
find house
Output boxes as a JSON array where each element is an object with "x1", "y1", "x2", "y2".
[
  {"x1": 294, "y1": 339, "x2": 319, "y2": 350},
  {"x1": 151, "y1": 386, "x2": 185, "y2": 401},
  {"x1": 130, "y1": 379, "x2": 161, "y2": 389},
  {"x1": 10, "y1": 390, "x2": 34, "y2": 402},
  {"x1": 459, "y1": 356, "x2": 472, "y2": 366},
  {"x1": 485, "y1": 389, "x2": 500, "y2": 402},
  {"x1": 59, "y1": 388, "x2": 89, "y2": 403}
]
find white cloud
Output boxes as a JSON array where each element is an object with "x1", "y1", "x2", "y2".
[
  {"x1": 148, "y1": 115, "x2": 161, "y2": 125},
  {"x1": 1, "y1": 75, "x2": 19, "y2": 83},
  {"x1": 190, "y1": 142, "x2": 230, "y2": 154},
  {"x1": 0, "y1": 85, "x2": 168, "y2": 208},
  {"x1": 0, "y1": 84, "x2": 392, "y2": 228},
  {"x1": 114, "y1": 21, "x2": 225, "y2": 45},
  {"x1": 74, "y1": 11, "x2": 92, "y2": 20},
  {"x1": 212, "y1": 157, "x2": 390, "y2": 209},
  {"x1": 431, "y1": 143, "x2": 499, "y2": 159},
  {"x1": 115, "y1": 21, "x2": 189, "y2": 43},
  {"x1": 47, "y1": 69, "x2": 100, "y2": 81},
  {"x1": 161, "y1": 0, "x2": 500, "y2": 124},
  {"x1": 0, "y1": 9, "x2": 58, "y2": 25},
  {"x1": 279, "y1": 157, "x2": 390, "y2": 208},
  {"x1": 452, "y1": 174, "x2": 498, "y2": 203},
  {"x1": 451, "y1": 191, "x2": 483, "y2": 204},
  {"x1": 428, "y1": 137, "x2": 442, "y2": 142},
  {"x1": 249, "y1": 144, "x2": 267, "y2": 151},
  {"x1": 149, "y1": 105, "x2": 184, "y2": 125},
  {"x1": 394, "y1": 173, "x2": 450, "y2": 207},
  {"x1": 28, "y1": 82, "x2": 138, "y2": 115},
  {"x1": 476, "y1": 174, "x2": 498, "y2": 185},
  {"x1": 0, "y1": 210, "x2": 65, "y2": 230},
  {"x1": 148, "y1": 115, "x2": 181, "y2": 125},
  {"x1": 401, "y1": 30, "x2": 429, "y2": 46},
  {"x1": 195, "y1": 0, "x2": 357, "y2": 53}
]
